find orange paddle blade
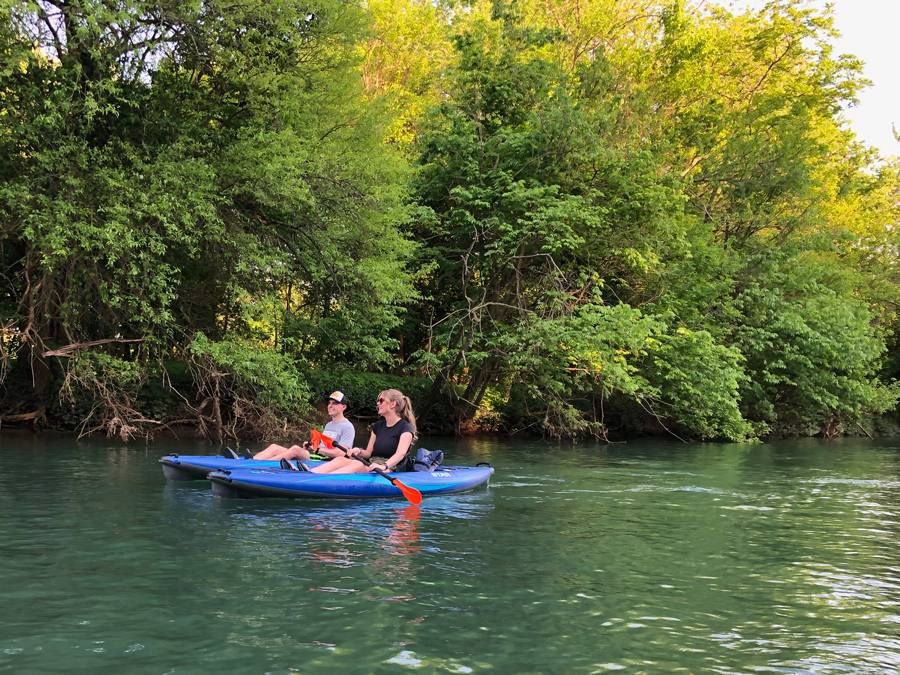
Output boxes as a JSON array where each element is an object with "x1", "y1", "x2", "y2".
[
  {"x1": 389, "y1": 476, "x2": 423, "y2": 505},
  {"x1": 319, "y1": 433, "x2": 335, "y2": 449},
  {"x1": 310, "y1": 429, "x2": 321, "y2": 447}
]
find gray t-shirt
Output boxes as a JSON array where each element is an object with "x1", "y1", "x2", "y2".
[{"x1": 322, "y1": 419, "x2": 355, "y2": 450}]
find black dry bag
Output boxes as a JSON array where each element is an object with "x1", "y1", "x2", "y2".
[{"x1": 412, "y1": 447, "x2": 444, "y2": 471}]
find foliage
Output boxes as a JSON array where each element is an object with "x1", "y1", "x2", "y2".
[
  {"x1": 0, "y1": 0, "x2": 895, "y2": 442},
  {"x1": 187, "y1": 333, "x2": 311, "y2": 442},
  {"x1": 408, "y1": 3, "x2": 729, "y2": 437},
  {"x1": 360, "y1": 0, "x2": 454, "y2": 146},
  {"x1": 410, "y1": 17, "x2": 625, "y2": 357},
  {"x1": 57, "y1": 352, "x2": 148, "y2": 441},
  {"x1": 488, "y1": 304, "x2": 753, "y2": 441},
  {"x1": 730, "y1": 256, "x2": 898, "y2": 436},
  {"x1": 0, "y1": 0, "x2": 415, "y2": 437},
  {"x1": 494, "y1": 304, "x2": 662, "y2": 439},
  {"x1": 645, "y1": 327, "x2": 753, "y2": 441}
]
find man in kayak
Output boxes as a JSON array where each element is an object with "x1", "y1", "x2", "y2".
[
  {"x1": 253, "y1": 391, "x2": 356, "y2": 461},
  {"x1": 312, "y1": 388, "x2": 416, "y2": 474}
]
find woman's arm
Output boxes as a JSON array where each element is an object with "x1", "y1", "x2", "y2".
[
  {"x1": 350, "y1": 431, "x2": 376, "y2": 459},
  {"x1": 381, "y1": 431, "x2": 413, "y2": 471}
]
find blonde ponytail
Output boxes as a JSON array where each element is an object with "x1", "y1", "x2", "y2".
[
  {"x1": 380, "y1": 389, "x2": 418, "y2": 438},
  {"x1": 400, "y1": 395, "x2": 418, "y2": 438}
]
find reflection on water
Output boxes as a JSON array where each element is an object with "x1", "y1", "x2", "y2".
[
  {"x1": 0, "y1": 435, "x2": 898, "y2": 673},
  {"x1": 387, "y1": 504, "x2": 422, "y2": 557}
]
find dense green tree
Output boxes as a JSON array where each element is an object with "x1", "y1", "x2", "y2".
[
  {"x1": 404, "y1": 0, "x2": 896, "y2": 439},
  {"x1": 359, "y1": 0, "x2": 454, "y2": 146},
  {"x1": 0, "y1": 0, "x2": 894, "y2": 441},
  {"x1": 639, "y1": 0, "x2": 899, "y2": 435},
  {"x1": 407, "y1": 3, "x2": 755, "y2": 439},
  {"x1": 0, "y1": 0, "x2": 414, "y2": 439}
]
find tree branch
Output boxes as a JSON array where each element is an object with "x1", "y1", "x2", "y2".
[{"x1": 43, "y1": 338, "x2": 144, "y2": 358}]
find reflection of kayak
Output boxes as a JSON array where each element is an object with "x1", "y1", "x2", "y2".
[
  {"x1": 159, "y1": 454, "x2": 323, "y2": 481},
  {"x1": 208, "y1": 464, "x2": 494, "y2": 500}
]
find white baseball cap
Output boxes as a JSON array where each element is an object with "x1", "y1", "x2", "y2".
[{"x1": 327, "y1": 391, "x2": 348, "y2": 405}]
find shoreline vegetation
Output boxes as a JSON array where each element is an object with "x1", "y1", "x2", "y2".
[{"x1": 0, "y1": 1, "x2": 897, "y2": 445}]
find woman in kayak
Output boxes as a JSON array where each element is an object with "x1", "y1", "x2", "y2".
[
  {"x1": 253, "y1": 391, "x2": 355, "y2": 461},
  {"x1": 312, "y1": 388, "x2": 416, "y2": 474}
]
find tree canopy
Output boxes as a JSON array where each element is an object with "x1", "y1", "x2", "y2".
[{"x1": 0, "y1": 0, "x2": 896, "y2": 442}]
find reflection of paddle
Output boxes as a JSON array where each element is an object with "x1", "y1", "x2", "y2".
[
  {"x1": 389, "y1": 503, "x2": 421, "y2": 555},
  {"x1": 314, "y1": 431, "x2": 423, "y2": 505}
]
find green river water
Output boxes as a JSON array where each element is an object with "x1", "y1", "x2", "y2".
[{"x1": 0, "y1": 433, "x2": 898, "y2": 674}]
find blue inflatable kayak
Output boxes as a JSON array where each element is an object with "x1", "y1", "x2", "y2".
[
  {"x1": 207, "y1": 464, "x2": 494, "y2": 500},
  {"x1": 159, "y1": 454, "x2": 323, "y2": 481}
]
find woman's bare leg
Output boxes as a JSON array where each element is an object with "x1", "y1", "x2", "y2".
[
  {"x1": 324, "y1": 460, "x2": 370, "y2": 474},
  {"x1": 311, "y1": 456, "x2": 367, "y2": 473}
]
